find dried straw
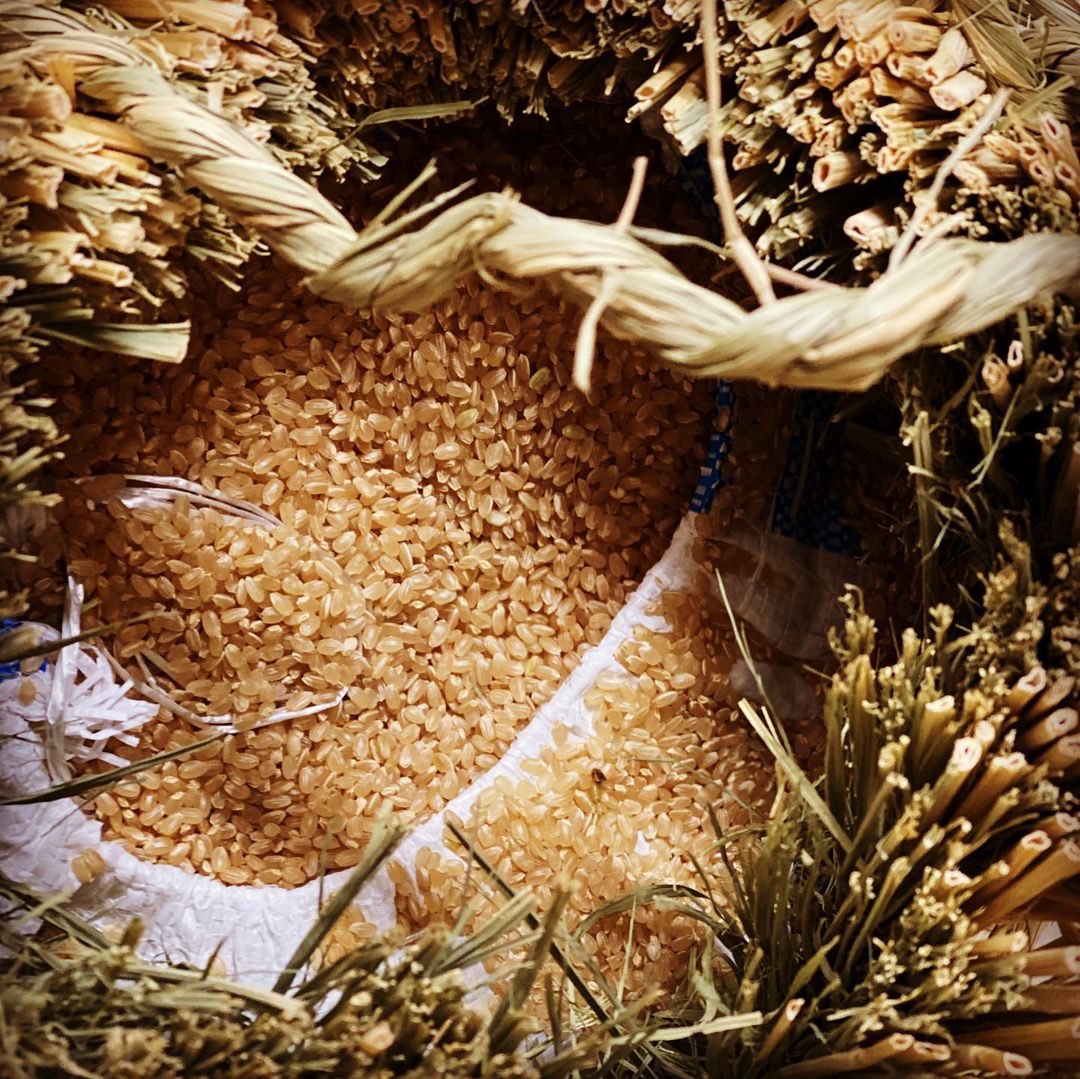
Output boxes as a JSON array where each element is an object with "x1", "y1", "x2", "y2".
[{"x1": 15, "y1": 9, "x2": 1080, "y2": 395}]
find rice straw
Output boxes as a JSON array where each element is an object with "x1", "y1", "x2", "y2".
[
  {"x1": 979, "y1": 839, "x2": 1080, "y2": 923},
  {"x1": 1005, "y1": 666, "x2": 1046, "y2": 711},
  {"x1": 772, "y1": 1033, "x2": 916, "y2": 1077},
  {"x1": 11, "y1": 11, "x2": 1079, "y2": 395},
  {"x1": 1019, "y1": 946, "x2": 1080, "y2": 977},
  {"x1": 950, "y1": 1044, "x2": 1033, "y2": 1075}
]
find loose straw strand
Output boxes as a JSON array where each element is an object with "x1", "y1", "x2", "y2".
[
  {"x1": 700, "y1": 0, "x2": 776, "y2": 306},
  {"x1": 573, "y1": 154, "x2": 649, "y2": 393}
]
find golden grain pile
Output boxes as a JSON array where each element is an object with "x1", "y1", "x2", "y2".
[
  {"x1": 62, "y1": 493, "x2": 369, "y2": 725},
  {"x1": 385, "y1": 401, "x2": 798, "y2": 1001},
  {"x1": 36, "y1": 261, "x2": 723, "y2": 886}
]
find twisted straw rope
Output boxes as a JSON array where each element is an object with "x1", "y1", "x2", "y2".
[{"x1": 8, "y1": 2, "x2": 1080, "y2": 391}]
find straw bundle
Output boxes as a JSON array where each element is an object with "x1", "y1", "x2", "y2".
[
  {"x1": 584, "y1": 591, "x2": 1080, "y2": 1076},
  {"x1": 0, "y1": 0, "x2": 397, "y2": 595},
  {"x1": 170, "y1": 0, "x2": 1080, "y2": 261},
  {"x1": 1, "y1": 0, "x2": 1079, "y2": 1074},
  {"x1": 0, "y1": 823, "x2": 608, "y2": 1079},
  {"x1": 636, "y1": 0, "x2": 1080, "y2": 257},
  {"x1": 8, "y1": 5, "x2": 1079, "y2": 400}
]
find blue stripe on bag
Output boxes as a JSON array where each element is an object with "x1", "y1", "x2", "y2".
[
  {"x1": 0, "y1": 618, "x2": 47, "y2": 682},
  {"x1": 676, "y1": 149, "x2": 861, "y2": 555},
  {"x1": 690, "y1": 380, "x2": 734, "y2": 514}
]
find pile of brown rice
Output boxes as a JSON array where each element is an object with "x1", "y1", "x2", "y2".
[
  {"x1": 389, "y1": 593, "x2": 775, "y2": 999},
  {"x1": 62, "y1": 492, "x2": 368, "y2": 725},
  {"x1": 385, "y1": 393, "x2": 803, "y2": 1002},
  {"x1": 39, "y1": 263, "x2": 717, "y2": 886}
]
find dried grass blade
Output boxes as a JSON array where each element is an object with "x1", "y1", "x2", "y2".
[
  {"x1": 571, "y1": 884, "x2": 720, "y2": 945},
  {"x1": 738, "y1": 699, "x2": 852, "y2": 853},
  {"x1": 0, "y1": 614, "x2": 153, "y2": 664},
  {"x1": 272, "y1": 814, "x2": 405, "y2": 994},
  {"x1": 0, "y1": 872, "x2": 111, "y2": 951},
  {"x1": 489, "y1": 888, "x2": 570, "y2": 1054},
  {"x1": 0, "y1": 729, "x2": 231, "y2": 805},
  {"x1": 647, "y1": 1011, "x2": 764, "y2": 1042},
  {"x1": 446, "y1": 817, "x2": 610, "y2": 1025},
  {"x1": 38, "y1": 321, "x2": 190, "y2": 362},
  {"x1": 434, "y1": 890, "x2": 538, "y2": 974},
  {"x1": 354, "y1": 101, "x2": 480, "y2": 132}
]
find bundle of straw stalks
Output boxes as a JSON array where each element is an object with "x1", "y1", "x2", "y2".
[
  {"x1": 649, "y1": 588, "x2": 1080, "y2": 1077},
  {"x1": 0, "y1": 820, "x2": 614, "y2": 1079},
  {"x1": 209, "y1": 0, "x2": 1080, "y2": 259},
  {"x1": 2, "y1": 0, "x2": 1079, "y2": 1073}
]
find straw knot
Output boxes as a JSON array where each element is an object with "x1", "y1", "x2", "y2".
[
  {"x1": 12, "y1": 1, "x2": 1080, "y2": 394},
  {"x1": 307, "y1": 191, "x2": 520, "y2": 309}
]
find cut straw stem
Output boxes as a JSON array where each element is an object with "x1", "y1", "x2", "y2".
[
  {"x1": 953, "y1": 752, "x2": 1028, "y2": 825},
  {"x1": 1007, "y1": 667, "x2": 1048, "y2": 711},
  {"x1": 1024, "y1": 675, "x2": 1076, "y2": 720},
  {"x1": 911, "y1": 693, "x2": 956, "y2": 772},
  {"x1": 923, "y1": 736, "x2": 982, "y2": 825},
  {"x1": 772, "y1": 1033, "x2": 915, "y2": 1077},
  {"x1": 969, "y1": 929, "x2": 1029, "y2": 957},
  {"x1": 892, "y1": 1040, "x2": 951, "y2": 1065},
  {"x1": 971, "y1": 1017, "x2": 1080, "y2": 1051},
  {"x1": 890, "y1": 88, "x2": 1008, "y2": 267},
  {"x1": 980, "y1": 840, "x2": 1080, "y2": 923},
  {"x1": 972, "y1": 719, "x2": 998, "y2": 751},
  {"x1": 1019, "y1": 946, "x2": 1080, "y2": 978},
  {"x1": 1018, "y1": 707, "x2": 1078, "y2": 751},
  {"x1": 1040, "y1": 112, "x2": 1080, "y2": 173},
  {"x1": 950, "y1": 1043, "x2": 1033, "y2": 1075},
  {"x1": 983, "y1": 358, "x2": 1012, "y2": 409},
  {"x1": 1036, "y1": 733, "x2": 1080, "y2": 774},
  {"x1": 1042, "y1": 812, "x2": 1080, "y2": 839},
  {"x1": 974, "y1": 832, "x2": 1053, "y2": 902},
  {"x1": 1023, "y1": 985, "x2": 1080, "y2": 1014},
  {"x1": 754, "y1": 998, "x2": 804, "y2": 1062}
]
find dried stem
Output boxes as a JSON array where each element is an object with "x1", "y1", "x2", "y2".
[
  {"x1": 891, "y1": 88, "x2": 1009, "y2": 267},
  {"x1": 700, "y1": 0, "x2": 776, "y2": 306},
  {"x1": 573, "y1": 154, "x2": 648, "y2": 393}
]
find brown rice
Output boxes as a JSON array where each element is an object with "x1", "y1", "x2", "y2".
[{"x1": 40, "y1": 263, "x2": 715, "y2": 886}]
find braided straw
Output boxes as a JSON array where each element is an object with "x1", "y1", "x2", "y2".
[{"x1": 8, "y1": 2, "x2": 1080, "y2": 392}]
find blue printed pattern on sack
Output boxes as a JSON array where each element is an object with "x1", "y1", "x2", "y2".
[
  {"x1": 690, "y1": 381, "x2": 734, "y2": 514},
  {"x1": 676, "y1": 148, "x2": 861, "y2": 554},
  {"x1": 0, "y1": 618, "x2": 47, "y2": 682}
]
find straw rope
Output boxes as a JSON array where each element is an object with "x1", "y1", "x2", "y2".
[{"x1": 7, "y1": 2, "x2": 1080, "y2": 392}]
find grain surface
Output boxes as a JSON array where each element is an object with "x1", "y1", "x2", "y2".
[
  {"x1": 389, "y1": 388, "x2": 805, "y2": 1001},
  {"x1": 43, "y1": 264, "x2": 714, "y2": 885}
]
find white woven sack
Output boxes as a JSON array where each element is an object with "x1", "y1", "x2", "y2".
[{"x1": 0, "y1": 487, "x2": 857, "y2": 988}]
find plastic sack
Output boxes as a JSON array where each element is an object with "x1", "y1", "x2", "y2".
[{"x1": 0, "y1": 392, "x2": 861, "y2": 987}]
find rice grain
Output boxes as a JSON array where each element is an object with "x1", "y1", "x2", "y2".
[{"x1": 43, "y1": 263, "x2": 716, "y2": 886}]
